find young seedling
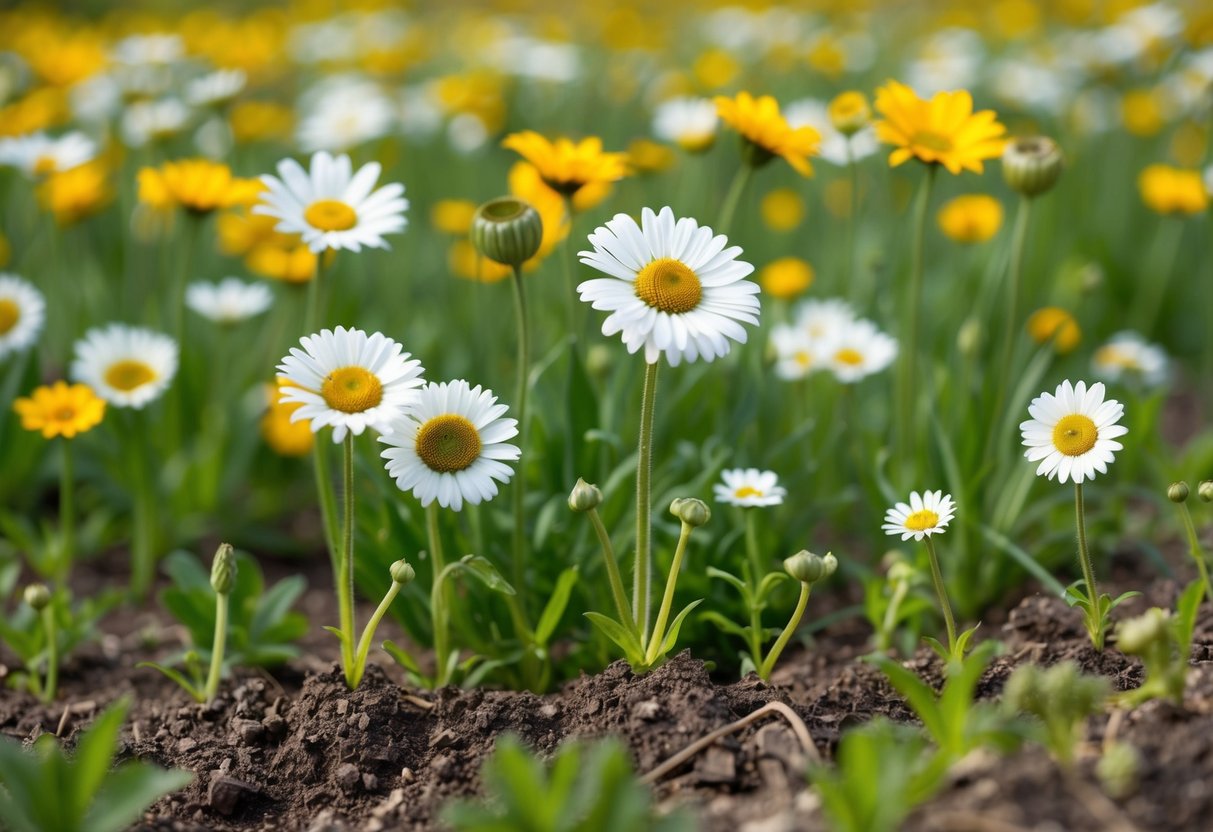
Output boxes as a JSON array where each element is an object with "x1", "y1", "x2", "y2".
[
  {"x1": 862, "y1": 553, "x2": 933, "y2": 654},
  {"x1": 1113, "y1": 590, "x2": 1200, "y2": 708},
  {"x1": 0, "y1": 698, "x2": 192, "y2": 832},
  {"x1": 1168, "y1": 481, "x2": 1212, "y2": 605},
  {"x1": 1001, "y1": 660, "x2": 1109, "y2": 769},
  {"x1": 754, "y1": 550, "x2": 836, "y2": 681},
  {"x1": 1097, "y1": 741, "x2": 1142, "y2": 800},
  {"x1": 0, "y1": 586, "x2": 114, "y2": 702},
  {"x1": 22, "y1": 584, "x2": 56, "y2": 703}
]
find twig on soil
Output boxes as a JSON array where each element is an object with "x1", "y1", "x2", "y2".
[
  {"x1": 641, "y1": 701, "x2": 820, "y2": 785},
  {"x1": 55, "y1": 700, "x2": 96, "y2": 737},
  {"x1": 401, "y1": 693, "x2": 435, "y2": 711},
  {"x1": 1103, "y1": 707, "x2": 1126, "y2": 748},
  {"x1": 929, "y1": 812, "x2": 1034, "y2": 832}
]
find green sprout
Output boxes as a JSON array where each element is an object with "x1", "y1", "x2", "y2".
[
  {"x1": 22, "y1": 584, "x2": 56, "y2": 703},
  {"x1": 1112, "y1": 585, "x2": 1201, "y2": 708},
  {"x1": 862, "y1": 552, "x2": 933, "y2": 654},
  {"x1": 1169, "y1": 480, "x2": 1212, "y2": 605},
  {"x1": 1001, "y1": 660, "x2": 1109, "y2": 769}
]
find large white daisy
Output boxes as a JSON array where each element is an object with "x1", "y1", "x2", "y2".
[
  {"x1": 379, "y1": 380, "x2": 520, "y2": 511},
  {"x1": 882, "y1": 490, "x2": 956, "y2": 541},
  {"x1": 71, "y1": 324, "x2": 178, "y2": 409},
  {"x1": 1020, "y1": 380, "x2": 1127, "y2": 484},
  {"x1": 0, "y1": 132, "x2": 98, "y2": 177},
  {"x1": 277, "y1": 326, "x2": 425, "y2": 443},
  {"x1": 714, "y1": 468, "x2": 786, "y2": 507},
  {"x1": 256, "y1": 151, "x2": 408, "y2": 254},
  {"x1": 0, "y1": 275, "x2": 47, "y2": 360},
  {"x1": 185, "y1": 278, "x2": 274, "y2": 325},
  {"x1": 577, "y1": 206, "x2": 760, "y2": 366}
]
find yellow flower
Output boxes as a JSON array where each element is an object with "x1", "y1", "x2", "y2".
[
  {"x1": 714, "y1": 92, "x2": 820, "y2": 176},
  {"x1": 874, "y1": 80, "x2": 1007, "y2": 175},
  {"x1": 23, "y1": 31, "x2": 108, "y2": 88},
  {"x1": 261, "y1": 379, "x2": 313, "y2": 457},
  {"x1": 229, "y1": 101, "x2": 294, "y2": 144},
  {"x1": 431, "y1": 199, "x2": 478, "y2": 235},
  {"x1": 1121, "y1": 89, "x2": 1165, "y2": 137},
  {"x1": 0, "y1": 87, "x2": 68, "y2": 137},
  {"x1": 828, "y1": 91, "x2": 871, "y2": 136},
  {"x1": 501, "y1": 131, "x2": 629, "y2": 198},
  {"x1": 246, "y1": 243, "x2": 321, "y2": 285},
  {"x1": 448, "y1": 239, "x2": 513, "y2": 284},
  {"x1": 937, "y1": 194, "x2": 1004, "y2": 243},
  {"x1": 760, "y1": 257, "x2": 815, "y2": 300},
  {"x1": 1138, "y1": 165, "x2": 1208, "y2": 215},
  {"x1": 693, "y1": 48, "x2": 740, "y2": 89},
  {"x1": 13, "y1": 381, "x2": 106, "y2": 440},
  {"x1": 760, "y1": 188, "x2": 806, "y2": 231},
  {"x1": 36, "y1": 160, "x2": 112, "y2": 225},
  {"x1": 139, "y1": 160, "x2": 264, "y2": 215},
  {"x1": 1026, "y1": 307, "x2": 1081, "y2": 354},
  {"x1": 506, "y1": 162, "x2": 581, "y2": 259},
  {"x1": 627, "y1": 139, "x2": 677, "y2": 175},
  {"x1": 806, "y1": 35, "x2": 846, "y2": 78}
]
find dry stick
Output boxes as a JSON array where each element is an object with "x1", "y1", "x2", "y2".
[
  {"x1": 931, "y1": 813, "x2": 1034, "y2": 832},
  {"x1": 640, "y1": 701, "x2": 820, "y2": 785},
  {"x1": 401, "y1": 693, "x2": 435, "y2": 711}
]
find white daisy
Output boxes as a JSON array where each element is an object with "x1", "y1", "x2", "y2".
[
  {"x1": 1020, "y1": 380, "x2": 1127, "y2": 485},
  {"x1": 577, "y1": 206, "x2": 761, "y2": 366},
  {"x1": 121, "y1": 98, "x2": 191, "y2": 148},
  {"x1": 713, "y1": 468, "x2": 786, "y2": 507},
  {"x1": 821, "y1": 317, "x2": 898, "y2": 383},
  {"x1": 653, "y1": 97, "x2": 719, "y2": 153},
  {"x1": 185, "y1": 278, "x2": 274, "y2": 325},
  {"x1": 111, "y1": 34, "x2": 185, "y2": 66},
  {"x1": 256, "y1": 151, "x2": 408, "y2": 253},
  {"x1": 186, "y1": 69, "x2": 247, "y2": 108},
  {"x1": 0, "y1": 275, "x2": 47, "y2": 360},
  {"x1": 0, "y1": 132, "x2": 98, "y2": 177},
  {"x1": 276, "y1": 326, "x2": 425, "y2": 444},
  {"x1": 1092, "y1": 332, "x2": 1168, "y2": 389},
  {"x1": 783, "y1": 98, "x2": 878, "y2": 166},
  {"x1": 793, "y1": 297, "x2": 855, "y2": 342},
  {"x1": 295, "y1": 76, "x2": 394, "y2": 153},
  {"x1": 71, "y1": 324, "x2": 178, "y2": 409},
  {"x1": 380, "y1": 380, "x2": 520, "y2": 511},
  {"x1": 882, "y1": 490, "x2": 956, "y2": 541},
  {"x1": 770, "y1": 323, "x2": 817, "y2": 381}
]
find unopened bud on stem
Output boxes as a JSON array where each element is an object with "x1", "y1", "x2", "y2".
[
  {"x1": 670, "y1": 497, "x2": 711, "y2": 527},
  {"x1": 390, "y1": 559, "x2": 416, "y2": 586},
  {"x1": 210, "y1": 543, "x2": 236, "y2": 595},
  {"x1": 784, "y1": 550, "x2": 837, "y2": 585},
  {"x1": 568, "y1": 478, "x2": 603, "y2": 512}
]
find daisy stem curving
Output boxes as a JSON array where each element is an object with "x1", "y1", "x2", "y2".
[
  {"x1": 634, "y1": 361, "x2": 660, "y2": 642},
  {"x1": 717, "y1": 164, "x2": 753, "y2": 238},
  {"x1": 923, "y1": 535, "x2": 957, "y2": 656},
  {"x1": 426, "y1": 502, "x2": 451, "y2": 686},
  {"x1": 509, "y1": 265, "x2": 530, "y2": 614},
  {"x1": 204, "y1": 589, "x2": 228, "y2": 703},
  {"x1": 58, "y1": 439, "x2": 74, "y2": 585},
  {"x1": 758, "y1": 582, "x2": 811, "y2": 682},
  {"x1": 351, "y1": 578, "x2": 405, "y2": 689},
  {"x1": 646, "y1": 520, "x2": 692, "y2": 665},
  {"x1": 1074, "y1": 482, "x2": 1103, "y2": 650},
  {"x1": 587, "y1": 507, "x2": 635, "y2": 629},
  {"x1": 1177, "y1": 501, "x2": 1213, "y2": 606},
  {"x1": 895, "y1": 165, "x2": 937, "y2": 478},
  {"x1": 338, "y1": 434, "x2": 357, "y2": 683}
]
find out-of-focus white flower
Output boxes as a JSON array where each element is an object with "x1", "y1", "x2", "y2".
[
  {"x1": 904, "y1": 28, "x2": 984, "y2": 96},
  {"x1": 296, "y1": 76, "x2": 394, "y2": 153},
  {"x1": 187, "y1": 69, "x2": 247, "y2": 108},
  {"x1": 491, "y1": 37, "x2": 580, "y2": 82},
  {"x1": 111, "y1": 34, "x2": 185, "y2": 66},
  {"x1": 1092, "y1": 332, "x2": 1168, "y2": 389},
  {"x1": 783, "y1": 99, "x2": 877, "y2": 166},
  {"x1": 0, "y1": 132, "x2": 97, "y2": 177},
  {"x1": 447, "y1": 113, "x2": 489, "y2": 154},
  {"x1": 122, "y1": 98, "x2": 191, "y2": 147}
]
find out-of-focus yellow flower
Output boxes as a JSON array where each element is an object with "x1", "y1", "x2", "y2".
[
  {"x1": 1121, "y1": 88, "x2": 1165, "y2": 137},
  {"x1": 0, "y1": 88, "x2": 68, "y2": 137},
  {"x1": 828, "y1": 91, "x2": 871, "y2": 136},
  {"x1": 218, "y1": 208, "x2": 321, "y2": 283},
  {"x1": 448, "y1": 239, "x2": 513, "y2": 283},
  {"x1": 13, "y1": 381, "x2": 106, "y2": 440},
  {"x1": 1138, "y1": 165, "x2": 1209, "y2": 215},
  {"x1": 507, "y1": 161, "x2": 582, "y2": 258},
  {"x1": 431, "y1": 200, "x2": 478, "y2": 235},
  {"x1": 693, "y1": 48, "x2": 740, "y2": 89},
  {"x1": 216, "y1": 210, "x2": 278, "y2": 256},
  {"x1": 874, "y1": 80, "x2": 1007, "y2": 175},
  {"x1": 990, "y1": 0, "x2": 1042, "y2": 38},
  {"x1": 1170, "y1": 122, "x2": 1206, "y2": 168},
  {"x1": 760, "y1": 257, "x2": 815, "y2": 300},
  {"x1": 138, "y1": 159, "x2": 264, "y2": 214},
  {"x1": 760, "y1": 188, "x2": 806, "y2": 231},
  {"x1": 36, "y1": 160, "x2": 112, "y2": 225},
  {"x1": 937, "y1": 194, "x2": 1004, "y2": 243},
  {"x1": 626, "y1": 139, "x2": 676, "y2": 175},
  {"x1": 502, "y1": 131, "x2": 629, "y2": 200},
  {"x1": 246, "y1": 244, "x2": 320, "y2": 285},
  {"x1": 715, "y1": 92, "x2": 821, "y2": 177},
  {"x1": 1027, "y1": 307, "x2": 1081, "y2": 354},
  {"x1": 183, "y1": 10, "x2": 288, "y2": 77},
  {"x1": 262, "y1": 379, "x2": 313, "y2": 456},
  {"x1": 230, "y1": 101, "x2": 294, "y2": 144},
  {"x1": 21, "y1": 30, "x2": 108, "y2": 87},
  {"x1": 806, "y1": 35, "x2": 846, "y2": 78},
  {"x1": 434, "y1": 71, "x2": 507, "y2": 133}
]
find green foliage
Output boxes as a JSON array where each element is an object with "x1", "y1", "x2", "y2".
[
  {"x1": 1001, "y1": 661, "x2": 1109, "y2": 768},
  {"x1": 0, "y1": 699, "x2": 192, "y2": 832},
  {"x1": 441, "y1": 735, "x2": 695, "y2": 832},
  {"x1": 1112, "y1": 586, "x2": 1201, "y2": 708},
  {"x1": 0, "y1": 586, "x2": 115, "y2": 698},
  {"x1": 860, "y1": 555, "x2": 933, "y2": 655}
]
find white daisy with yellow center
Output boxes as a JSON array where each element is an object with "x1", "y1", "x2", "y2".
[
  {"x1": 770, "y1": 323, "x2": 817, "y2": 381},
  {"x1": 1092, "y1": 332, "x2": 1168, "y2": 389},
  {"x1": 256, "y1": 151, "x2": 408, "y2": 254},
  {"x1": 0, "y1": 131, "x2": 98, "y2": 178},
  {"x1": 70, "y1": 324, "x2": 178, "y2": 409},
  {"x1": 186, "y1": 278, "x2": 274, "y2": 325},
  {"x1": 379, "y1": 380, "x2": 520, "y2": 511},
  {"x1": 277, "y1": 326, "x2": 425, "y2": 443},
  {"x1": 714, "y1": 468, "x2": 786, "y2": 508},
  {"x1": 1020, "y1": 380, "x2": 1127, "y2": 484},
  {"x1": 653, "y1": 97, "x2": 719, "y2": 153},
  {"x1": 0, "y1": 275, "x2": 47, "y2": 360},
  {"x1": 822, "y1": 317, "x2": 898, "y2": 383},
  {"x1": 882, "y1": 490, "x2": 956, "y2": 541},
  {"x1": 578, "y1": 206, "x2": 760, "y2": 366}
]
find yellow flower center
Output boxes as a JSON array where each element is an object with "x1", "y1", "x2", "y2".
[
  {"x1": 104, "y1": 359, "x2": 157, "y2": 392},
  {"x1": 33, "y1": 155, "x2": 57, "y2": 176},
  {"x1": 1094, "y1": 346, "x2": 1141, "y2": 372},
  {"x1": 304, "y1": 199, "x2": 358, "y2": 232},
  {"x1": 415, "y1": 414, "x2": 482, "y2": 473},
  {"x1": 735, "y1": 486, "x2": 764, "y2": 498},
  {"x1": 904, "y1": 509, "x2": 939, "y2": 531},
  {"x1": 320, "y1": 366, "x2": 383, "y2": 414},
  {"x1": 0, "y1": 299, "x2": 19, "y2": 335},
  {"x1": 835, "y1": 347, "x2": 864, "y2": 366},
  {"x1": 635, "y1": 258, "x2": 702, "y2": 314},
  {"x1": 1052, "y1": 414, "x2": 1098, "y2": 457},
  {"x1": 795, "y1": 351, "x2": 812, "y2": 367},
  {"x1": 912, "y1": 130, "x2": 953, "y2": 153},
  {"x1": 56, "y1": 406, "x2": 77, "y2": 422}
]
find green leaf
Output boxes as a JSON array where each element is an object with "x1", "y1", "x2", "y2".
[
  {"x1": 135, "y1": 663, "x2": 203, "y2": 702},
  {"x1": 534, "y1": 567, "x2": 578, "y2": 646},
  {"x1": 0, "y1": 737, "x2": 48, "y2": 832},
  {"x1": 979, "y1": 525, "x2": 1067, "y2": 598},
  {"x1": 381, "y1": 640, "x2": 421, "y2": 674},
  {"x1": 455, "y1": 556, "x2": 516, "y2": 596},
  {"x1": 584, "y1": 612, "x2": 646, "y2": 665},
  {"x1": 869, "y1": 655, "x2": 947, "y2": 748},
  {"x1": 69, "y1": 701, "x2": 131, "y2": 820},
  {"x1": 84, "y1": 764, "x2": 193, "y2": 832},
  {"x1": 706, "y1": 566, "x2": 748, "y2": 595},
  {"x1": 1176, "y1": 580, "x2": 1203, "y2": 659},
  {"x1": 658, "y1": 599, "x2": 704, "y2": 656},
  {"x1": 699, "y1": 610, "x2": 749, "y2": 639}
]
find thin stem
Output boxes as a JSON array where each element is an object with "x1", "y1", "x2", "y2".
[
  {"x1": 129, "y1": 414, "x2": 157, "y2": 599},
  {"x1": 634, "y1": 361, "x2": 660, "y2": 642},
  {"x1": 996, "y1": 196, "x2": 1032, "y2": 393},
  {"x1": 58, "y1": 440, "x2": 75, "y2": 585},
  {"x1": 845, "y1": 143, "x2": 859, "y2": 299},
  {"x1": 426, "y1": 502, "x2": 451, "y2": 685},
  {"x1": 744, "y1": 509, "x2": 763, "y2": 592},
  {"x1": 41, "y1": 606, "x2": 58, "y2": 703},
  {"x1": 509, "y1": 266, "x2": 530, "y2": 614},
  {"x1": 1075, "y1": 482, "x2": 1103, "y2": 650},
  {"x1": 351, "y1": 580, "x2": 404, "y2": 689},
  {"x1": 587, "y1": 507, "x2": 634, "y2": 629},
  {"x1": 716, "y1": 164, "x2": 753, "y2": 237},
  {"x1": 759, "y1": 582, "x2": 811, "y2": 681},
  {"x1": 1178, "y1": 502, "x2": 1212, "y2": 606},
  {"x1": 895, "y1": 166, "x2": 937, "y2": 477},
  {"x1": 645, "y1": 522, "x2": 692, "y2": 664},
  {"x1": 1133, "y1": 218, "x2": 1184, "y2": 336},
  {"x1": 204, "y1": 591, "x2": 228, "y2": 703},
  {"x1": 313, "y1": 438, "x2": 340, "y2": 572},
  {"x1": 338, "y1": 434, "x2": 356, "y2": 680},
  {"x1": 560, "y1": 198, "x2": 578, "y2": 340},
  {"x1": 879, "y1": 578, "x2": 909, "y2": 651},
  {"x1": 923, "y1": 535, "x2": 957, "y2": 655}
]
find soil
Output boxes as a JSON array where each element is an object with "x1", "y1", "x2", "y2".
[{"x1": 2, "y1": 552, "x2": 1212, "y2": 832}]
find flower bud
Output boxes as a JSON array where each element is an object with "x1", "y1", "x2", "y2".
[
  {"x1": 1168, "y1": 481, "x2": 1189, "y2": 503},
  {"x1": 670, "y1": 497, "x2": 711, "y2": 527},
  {"x1": 568, "y1": 478, "x2": 603, "y2": 513},
  {"x1": 1002, "y1": 136, "x2": 1064, "y2": 198},
  {"x1": 1097, "y1": 742, "x2": 1142, "y2": 800},
  {"x1": 827, "y1": 91, "x2": 871, "y2": 136},
  {"x1": 887, "y1": 560, "x2": 915, "y2": 584},
  {"x1": 24, "y1": 583, "x2": 51, "y2": 611},
  {"x1": 1199, "y1": 481, "x2": 1213, "y2": 503},
  {"x1": 470, "y1": 197, "x2": 543, "y2": 267},
  {"x1": 784, "y1": 550, "x2": 837, "y2": 585},
  {"x1": 1115, "y1": 608, "x2": 1170, "y2": 655},
  {"x1": 390, "y1": 559, "x2": 416, "y2": 586},
  {"x1": 210, "y1": 543, "x2": 236, "y2": 595}
]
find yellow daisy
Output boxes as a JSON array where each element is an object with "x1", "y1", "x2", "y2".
[
  {"x1": 873, "y1": 80, "x2": 1007, "y2": 175},
  {"x1": 13, "y1": 381, "x2": 106, "y2": 440},
  {"x1": 138, "y1": 159, "x2": 264, "y2": 215},
  {"x1": 714, "y1": 92, "x2": 820, "y2": 176},
  {"x1": 501, "y1": 131, "x2": 629, "y2": 198}
]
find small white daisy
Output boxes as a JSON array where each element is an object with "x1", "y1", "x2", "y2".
[
  {"x1": 121, "y1": 98, "x2": 191, "y2": 148},
  {"x1": 653, "y1": 97, "x2": 719, "y2": 153},
  {"x1": 1020, "y1": 380, "x2": 1127, "y2": 485},
  {"x1": 380, "y1": 380, "x2": 520, "y2": 511},
  {"x1": 783, "y1": 98, "x2": 879, "y2": 166},
  {"x1": 0, "y1": 132, "x2": 98, "y2": 177},
  {"x1": 882, "y1": 490, "x2": 956, "y2": 541},
  {"x1": 821, "y1": 318, "x2": 898, "y2": 383},
  {"x1": 71, "y1": 324, "x2": 178, "y2": 409},
  {"x1": 793, "y1": 297, "x2": 856, "y2": 342},
  {"x1": 277, "y1": 326, "x2": 425, "y2": 444},
  {"x1": 186, "y1": 69, "x2": 247, "y2": 108},
  {"x1": 713, "y1": 468, "x2": 786, "y2": 507},
  {"x1": 1092, "y1": 331, "x2": 1168, "y2": 389},
  {"x1": 0, "y1": 275, "x2": 47, "y2": 360},
  {"x1": 256, "y1": 151, "x2": 408, "y2": 253},
  {"x1": 185, "y1": 278, "x2": 274, "y2": 325},
  {"x1": 770, "y1": 323, "x2": 817, "y2": 381},
  {"x1": 578, "y1": 206, "x2": 761, "y2": 366},
  {"x1": 111, "y1": 33, "x2": 185, "y2": 66},
  {"x1": 295, "y1": 76, "x2": 395, "y2": 153}
]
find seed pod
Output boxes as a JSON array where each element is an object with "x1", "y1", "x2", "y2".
[
  {"x1": 783, "y1": 550, "x2": 837, "y2": 585},
  {"x1": 210, "y1": 543, "x2": 236, "y2": 595},
  {"x1": 670, "y1": 497, "x2": 711, "y2": 528},
  {"x1": 470, "y1": 197, "x2": 543, "y2": 267},
  {"x1": 1199, "y1": 481, "x2": 1213, "y2": 503},
  {"x1": 1002, "y1": 136, "x2": 1064, "y2": 198},
  {"x1": 390, "y1": 559, "x2": 416, "y2": 586},
  {"x1": 568, "y1": 478, "x2": 604, "y2": 513},
  {"x1": 1168, "y1": 481, "x2": 1189, "y2": 503}
]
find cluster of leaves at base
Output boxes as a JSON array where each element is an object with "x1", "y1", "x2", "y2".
[
  {"x1": 441, "y1": 735, "x2": 694, "y2": 832},
  {"x1": 0, "y1": 698, "x2": 191, "y2": 832}
]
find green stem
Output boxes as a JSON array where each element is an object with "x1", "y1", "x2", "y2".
[
  {"x1": 880, "y1": 578, "x2": 909, "y2": 651},
  {"x1": 58, "y1": 440, "x2": 75, "y2": 585},
  {"x1": 645, "y1": 522, "x2": 692, "y2": 664},
  {"x1": 997, "y1": 196, "x2": 1032, "y2": 393},
  {"x1": 747, "y1": 589, "x2": 765, "y2": 673},
  {"x1": 758, "y1": 582, "x2": 810, "y2": 681},
  {"x1": 129, "y1": 414, "x2": 157, "y2": 599},
  {"x1": 351, "y1": 579, "x2": 404, "y2": 689},
  {"x1": 40, "y1": 606, "x2": 58, "y2": 704},
  {"x1": 1178, "y1": 502, "x2": 1213, "y2": 606},
  {"x1": 204, "y1": 591, "x2": 228, "y2": 703},
  {"x1": 634, "y1": 361, "x2": 659, "y2": 642},
  {"x1": 716, "y1": 164, "x2": 753, "y2": 238},
  {"x1": 1075, "y1": 482, "x2": 1104, "y2": 650},
  {"x1": 1133, "y1": 218, "x2": 1184, "y2": 336},
  {"x1": 510, "y1": 266, "x2": 530, "y2": 614},
  {"x1": 560, "y1": 198, "x2": 578, "y2": 340},
  {"x1": 313, "y1": 437, "x2": 340, "y2": 572},
  {"x1": 587, "y1": 507, "x2": 634, "y2": 629},
  {"x1": 894, "y1": 166, "x2": 937, "y2": 478},
  {"x1": 305, "y1": 251, "x2": 327, "y2": 333},
  {"x1": 338, "y1": 434, "x2": 356, "y2": 682},
  {"x1": 426, "y1": 502, "x2": 451, "y2": 686},
  {"x1": 744, "y1": 509, "x2": 763, "y2": 592},
  {"x1": 923, "y1": 535, "x2": 957, "y2": 655}
]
